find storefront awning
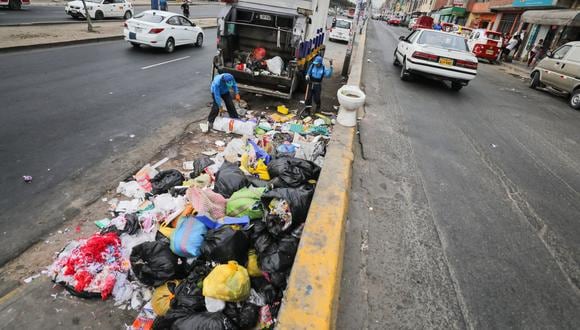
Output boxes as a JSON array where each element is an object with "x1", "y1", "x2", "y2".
[
  {"x1": 522, "y1": 9, "x2": 580, "y2": 27},
  {"x1": 438, "y1": 7, "x2": 467, "y2": 17}
]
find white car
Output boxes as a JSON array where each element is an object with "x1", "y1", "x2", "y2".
[
  {"x1": 65, "y1": 0, "x2": 133, "y2": 20},
  {"x1": 394, "y1": 29, "x2": 478, "y2": 91},
  {"x1": 328, "y1": 18, "x2": 352, "y2": 42},
  {"x1": 124, "y1": 10, "x2": 204, "y2": 53}
]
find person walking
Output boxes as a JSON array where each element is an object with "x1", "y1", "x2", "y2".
[
  {"x1": 502, "y1": 35, "x2": 520, "y2": 61},
  {"x1": 304, "y1": 56, "x2": 333, "y2": 115},
  {"x1": 208, "y1": 73, "x2": 240, "y2": 131},
  {"x1": 180, "y1": 0, "x2": 190, "y2": 18},
  {"x1": 528, "y1": 38, "x2": 543, "y2": 67},
  {"x1": 159, "y1": 0, "x2": 167, "y2": 11}
]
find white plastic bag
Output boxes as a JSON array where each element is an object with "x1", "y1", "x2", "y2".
[
  {"x1": 116, "y1": 181, "x2": 146, "y2": 200},
  {"x1": 213, "y1": 117, "x2": 257, "y2": 136},
  {"x1": 266, "y1": 56, "x2": 284, "y2": 75}
]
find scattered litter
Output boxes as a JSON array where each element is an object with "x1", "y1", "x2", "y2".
[
  {"x1": 152, "y1": 157, "x2": 170, "y2": 169},
  {"x1": 369, "y1": 207, "x2": 373, "y2": 211},
  {"x1": 23, "y1": 274, "x2": 41, "y2": 283},
  {"x1": 129, "y1": 134, "x2": 136, "y2": 138},
  {"x1": 22, "y1": 175, "x2": 32, "y2": 183},
  {"x1": 215, "y1": 140, "x2": 226, "y2": 147},
  {"x1": 490, "y1": 144, "x2": 497, "y2": 148},
  {"x1": 201, "y1": 149, "x2": 218, "y2": 156}
]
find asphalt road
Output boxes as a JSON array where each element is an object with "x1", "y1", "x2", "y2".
[
  {"x1": 0, "y1": 4, "x2": 221, "y2": 25},
  {"x1": 0, "y1": 31, "x2": 216, "y2": 266},
  {"x1": 338, "y1": 21, "x2": 580, "y2": 328}
]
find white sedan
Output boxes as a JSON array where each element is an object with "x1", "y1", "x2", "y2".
[
  {"x1": 394, "y1": 29, "x2": 478, "y2": 91},
  {"x1": 65, "y1": 0, "x2": 133, "y2": 20},
  {"x1": 124, "y1": 10, "x2": 204, "y2": 53}
]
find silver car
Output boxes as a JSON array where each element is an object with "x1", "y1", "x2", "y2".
[{"x1": 530, "y1": 41, "x2": 580, "y2": 109}]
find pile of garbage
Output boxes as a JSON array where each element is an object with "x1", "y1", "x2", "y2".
[
  {"x1": 229, "y1": 47, "x2": 288, "y2": 77},
  {"x1": 47, "y1": 105, "x2": 334, "y2": 329}
]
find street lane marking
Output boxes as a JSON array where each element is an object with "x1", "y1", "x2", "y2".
[{"x1": 141, "y1": 56, "x2": 190, "y2": 70}]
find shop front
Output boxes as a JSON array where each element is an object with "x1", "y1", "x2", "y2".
[{"x1": 436, "y1": 7, "x2": 468, "y2": 25}]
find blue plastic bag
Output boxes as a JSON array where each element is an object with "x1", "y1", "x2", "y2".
[
  {"x1": 170, "y1": 216, "x2": 208, "y2": 258},
  {"x1": 248, "y1": 140, "x2": 272, "y2": 165}
]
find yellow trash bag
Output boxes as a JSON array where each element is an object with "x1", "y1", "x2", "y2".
[
  {"x1": 151, "y1": 280, "x2": 180, "y2": 316},
  {"x1": 202, "y1": 261, "x2": 250, "y2": 302},
  {"x1": 246, "y1": 249, "x2": 262, "y2": 277},
  {"x1": 248, "y1": 159, "x2": 270, "y2": 181}
]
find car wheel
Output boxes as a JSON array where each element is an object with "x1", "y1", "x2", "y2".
[
  {"x1": 451, "y1": 82, "x2": 463, "y2": 91},
  {"x1": 195, "y1": 33, "x2": 203, "y2": 47},
  {"x1": 130, "y1": 42, "x2": 140, "y2": 48},
  {"x1": 400, "y1": 58, "x2": 411, "y2": 81},
  {"x1": 95, "y1": 10, "x2": 104, "y2": 20},
  {"x1": 124, "y1": 11, "x2": 132, "y2": 19},
  {"x1": 529, "y1": 70, "x2": 540, "y2": 89},
  {"x1": 570, "y1": 89, "x2": 580, "y2": 110},
  {"x1": 165, "y1": 37, "x2": 175, "y2": 53},
  {"x1": 393, "y1": 50, "x2": 400, "y2": 66}
]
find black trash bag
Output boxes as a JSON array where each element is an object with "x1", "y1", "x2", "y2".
[
  {"x1": 171, "y1": 312, "x2": 238, "y2": 330},
  {"x1": 261, "y1": 185, "x2": 315, "y2": 232},
  {"x1": 201, "y1": 226, "x2": 250, "y2": 265},
  {"x1": 249, "y1": 219, "x2": 274, "y2": 255},
  {"x1": 269, "y1": 271, "x2": 288, "y2": 290},
  {"x1": 267, "y1": 158, "x2": 320, "y2": 188},
  {"x1": 189, "y1": 156, "x2": 215, "y2": 179},
  {"x1": 246, "y1": 175, "x2": 270, "y2": 188},
  {"x1": 101, "y1": 213, "x2": 140, "y2": 236},
  {"x1": 151, "y1": 170, "x2": 185, "y2": 195},
  {"x1": 258, "y1": 226, "x2": 302, "y2": 273},
  {"x1": 130, "y1": 241, "x2": 185, "y2": 287},
  {"x1": 154, "y1": 261, "x2": 213, "y2": 330},
  {"x1": 250, "y1": 276, "x2": 281, "y2": 305},
  {"x1": 213, "y1": 162, "x2": 249, "y2": 198},
  {"x1": 155, "y1": 230, "x2": 171, "y2": 244},
  {"x1": 223, "y1": 302, "x2": 260, "y2": 330}
]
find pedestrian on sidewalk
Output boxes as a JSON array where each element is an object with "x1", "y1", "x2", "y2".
[
  {"x1": 208, "y1": 73, "x2": 240, "y2": 131},
  {"x1": 304, "y1": 56, "x2": 333, "y2": 115},
  {"x1": 528, "y1": 39, "x2": 544, "y2": 67},
  {"x1": 502, "y1": 35, "x2": 520, "y2": 61},
  {"x1": 181, "y1": 0, "x2": 190, "y2": 18},
  {"x1": 159, "y1": 0, "x2": 167, "y2": 11}
]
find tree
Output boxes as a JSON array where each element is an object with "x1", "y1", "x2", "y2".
[{"x1": 81, "y1": 0, "x2": 94, "y2": 32}]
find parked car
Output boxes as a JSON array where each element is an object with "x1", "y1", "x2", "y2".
[
  {"x1": 124, "y1": 10, "x2": 204, "y2": 53},
  {"x1": 467, "y1": 29, "x2": 503, "y2": 62},
  {"x1": 393, "y1": 29, "x2": 478, "y2": 91},
  {"x1": 530, "y1": 41, "x2": 580, "y2": 109},
  {"x1": 0, "y1": 0, "x2": 29, "y2": 10},
  {"x1": 411, "y1": 15, "x2": 433, "y2": 31},
  {"x1": 66, "y1": 0, "x2": 133, "y2": 20},
  {"x1": 387, "y1": 16, "x2": 401, "y2": 25},
  {"x1": 329, "y1": 18, "x2": 352, "y2": 42}
]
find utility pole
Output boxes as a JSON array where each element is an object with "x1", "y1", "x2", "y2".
[
  {"x1": 341, "y1": 0, "x2": 363, "y2": 77},
  {"x1": 81, "y1": 0, "x2": 94, "y2": 32}
]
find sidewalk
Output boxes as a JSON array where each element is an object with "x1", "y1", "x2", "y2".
[
  {"x1": 500, "y1": 59, "x2": 531, "y2": 78},
  {"x1": 0, "y1": 18, "x2": 215, "y2": 50}
]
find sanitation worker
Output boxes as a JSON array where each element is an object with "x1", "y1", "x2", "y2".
[
  {"x1": 304, "y1": 55, "x2": 333, "y2": 115},
  {"x1": 208, "y1": 73, "x2": 240, "y2": 131}
]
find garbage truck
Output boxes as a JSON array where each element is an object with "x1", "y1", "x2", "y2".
[{"x1": 213, "y1": 0, "x2": 331, "y2": 99}]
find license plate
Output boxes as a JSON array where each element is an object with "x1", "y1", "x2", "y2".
[
  {"x1": 129, "y1": 32, "x2": 136, "y2": 40},
  {"x1": 439, "y1": 57, "x2": 453, "y2": 66},
  {"x1": 486, "y1": 50, "x2": 494, "y2": 55}
]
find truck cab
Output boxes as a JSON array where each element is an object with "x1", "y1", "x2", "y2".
[{"x1": 213, "y1": 0, "x2": 329, "y2": 99}]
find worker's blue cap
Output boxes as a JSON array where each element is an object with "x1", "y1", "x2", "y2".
[
  {"x1": 313, "y1": 56, "x2": 323, "y2": 65},
  {"x1": 223, "y1": 73, "x2": 234, "y2": 87}
]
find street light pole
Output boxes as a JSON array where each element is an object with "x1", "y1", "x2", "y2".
[
  {"x1": 341, "y1": 0, "x2": 363, "y2": 77},
  {"x1": 81, "y1": 0, "x2": 94, "y2": 32}
]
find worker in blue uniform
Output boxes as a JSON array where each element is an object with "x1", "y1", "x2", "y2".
[
  {"x1": 208, "y1": 73, "x2": 240, "y2": 130},
  {"x1": 305, "y1": 55, "x2": 333, "y2": 115}
]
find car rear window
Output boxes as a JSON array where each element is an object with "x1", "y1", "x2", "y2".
[
  {"x1": 418, "y1": 31, "x2": 468, "y2": 51},
  {"x1": 336, "y1": 20, "x2": 351, "y2": 29},
  {"x1": 134, "y1": 13, "x2": 164, "y2": 23},
  {"x1": 485, "y1": 32, "x2": 502, "y2": 40}
]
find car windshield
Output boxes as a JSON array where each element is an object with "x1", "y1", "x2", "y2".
[
  {"x1": 417, "y1": 31, "x2": 468, "y2": 51},
  {"x1": 485, "y1": 32, "x2": 502, "y2": 40},
  {"x1": 336, "y1": 20, "x2": 351, "y2": 29},
  {"x1": 134, "y1": 13, "x2": 165, "y2": 23}
]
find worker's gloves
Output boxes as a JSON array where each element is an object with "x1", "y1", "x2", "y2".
[
  {"x1": 305, "y1": 75, "x2": 311, "y2": 81},
  {"x1": 235, "y1": 94, "x2": 241, "y2": 102}
]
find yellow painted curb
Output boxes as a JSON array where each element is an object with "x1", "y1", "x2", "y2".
[{"x1": 277, "y1": 24, "x2": 368, "y2": 330}]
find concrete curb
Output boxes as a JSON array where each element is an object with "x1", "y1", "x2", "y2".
[
  {"x1": 500, "y1": 61, "x2": 530, "y2": 78},
  {"x1": 277, "y1": 24, "x2": 368, "y2": 330},
  {"x1": 0, "y1": 21, "x2": 216, "y2": 53},
  {"x1": 0, "y1": 21, "x2": 90, "y2": 27}
]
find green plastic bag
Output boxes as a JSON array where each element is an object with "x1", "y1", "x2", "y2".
[{"x1": 226, "y1": 187, "x2": 266, "y2": 219}]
